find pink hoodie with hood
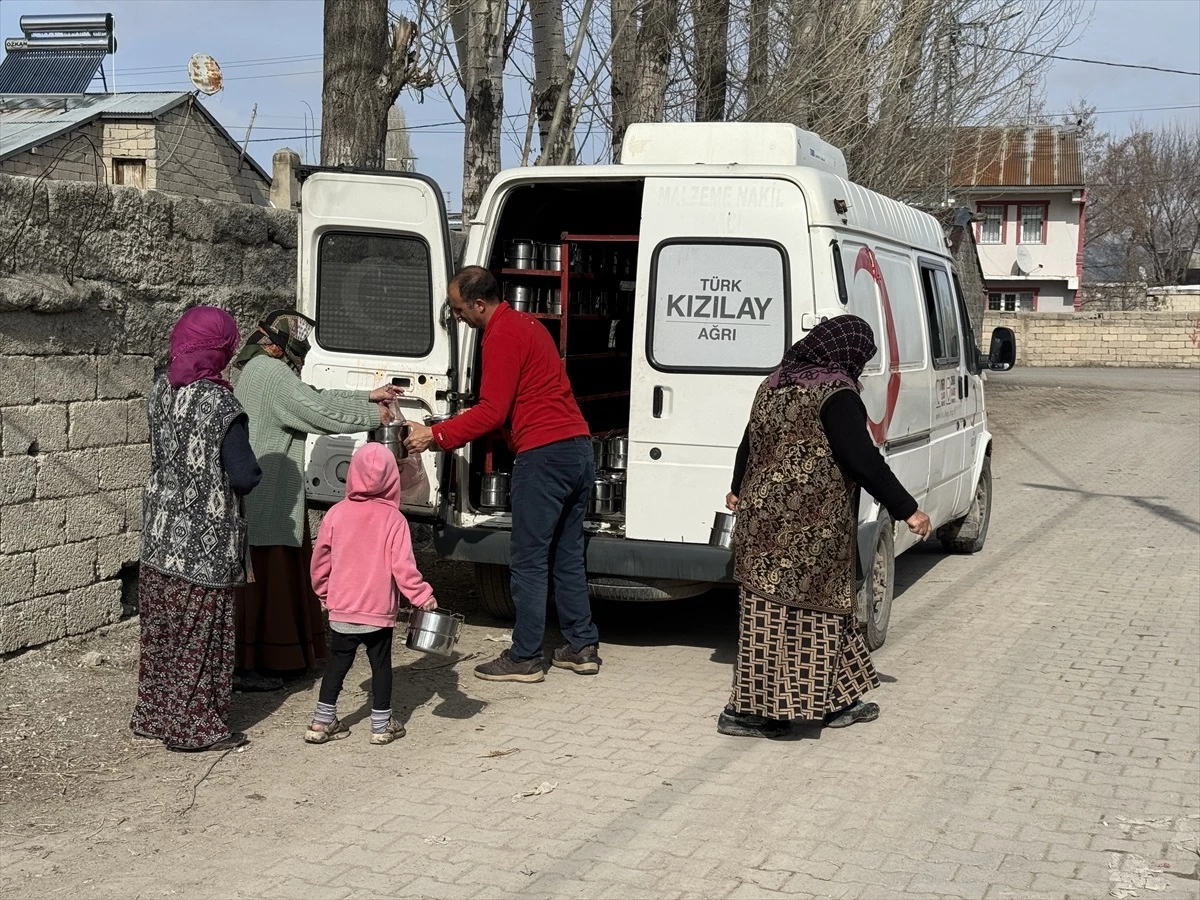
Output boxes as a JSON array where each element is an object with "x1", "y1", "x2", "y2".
[{"x1": 310, "y1": 442, "x2": 434, "y2": 628}]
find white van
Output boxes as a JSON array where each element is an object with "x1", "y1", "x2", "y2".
[{"x1": 299, "y1": 123, "x2": 1016, "y2": 650}]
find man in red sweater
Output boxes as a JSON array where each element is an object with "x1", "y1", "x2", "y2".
[{"x1": 404, "y1": 267, "x2": 601, "y2": 682}]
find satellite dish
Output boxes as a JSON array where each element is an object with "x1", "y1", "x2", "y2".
[
  {"x1": 1015, "y1": 245, "x2": 1034, "y2": 276},
  {"x1": 188, "y1": 53, "x2": 223, "y2": 95}
]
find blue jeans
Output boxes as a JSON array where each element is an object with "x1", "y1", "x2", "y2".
[{"x1": 509, "y1": 436, "x2": 600, "y2": 661}]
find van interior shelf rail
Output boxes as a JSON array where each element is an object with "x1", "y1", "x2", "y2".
[
  {"x1": 500, "y1": 268, "x2": 594, "y2": 280},
  {"x1": 560, "y1": 233, "x2": 639, "y2": 243}
]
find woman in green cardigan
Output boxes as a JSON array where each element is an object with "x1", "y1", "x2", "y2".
[{"x1": 232, "y1": 311, "x2": 400, "y2": 690}]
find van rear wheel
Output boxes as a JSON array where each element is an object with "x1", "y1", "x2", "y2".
[
  {"x1": 859, "y1": 520, "x2": 895, "y2": 652},
  {"x1": 474, "y1": 563, "x2": 516, "y2": 620},
  {"x1": 939, "y1": 457, "x2": 992, "y2": 554}
]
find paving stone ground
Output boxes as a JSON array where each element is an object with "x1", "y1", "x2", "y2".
[{"x1": 1, "y1": 367, "x2": 1197, "y2": 900}]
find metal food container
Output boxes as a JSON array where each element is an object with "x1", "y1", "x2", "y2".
[
  {"x1": 591, "y1": 438, "x2": 607, "y2": 472},
  {"x1": 710, "y1": 511, "x2": 736, "y2": 550},
  {"x1": 606, "y1": 435, "x2": 628, "y2": 470},
  {"x1": 507, "y1": 240, "x2": 536, "y2": 269},
  {"x1": 546, "y1": 288, "x2": 562, "y2": 316},
  {"x1": 543, "y1": 244, "x2": 563, "y2": 272},
  {"x1": 406, "y1": 607, "x2": 464, "y2": 657},
  {"x1": 368, "y1": 422, "x2": 409, "y2": 461},
  {"x1": 506, "y1": 283, "x2": 534, "y2": 312},
  {"x1": 481, "y1": 472, "x2": 511, "y2": 510},
  {"x1": 589, "y1": 477, "x2": 619, "y2": 517}
]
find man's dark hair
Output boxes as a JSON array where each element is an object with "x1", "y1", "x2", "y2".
[{"x1": 452, "y1": 266, "x2": 500, "y2": 304}]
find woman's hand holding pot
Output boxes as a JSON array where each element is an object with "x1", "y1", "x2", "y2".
[
  {"x1": 725, "y1": 492, "x2": 739, "y2": 512},
  {"x1": 413, "y1": 595, "x2": 438, "y2": 611}
]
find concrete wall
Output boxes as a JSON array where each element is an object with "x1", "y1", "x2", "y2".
[
  {"x1": 0, "y1": 173, "x2": 296, "y2": 654},
  {"x1": 1, "y1": 110, "x2": 269, "y2": 206},
  {"x1": 981, "y1": 311, "x2": 1200, "y2": 369},
  {"x1": 972, "y1": 191, "x2": 1081, "y2": 283},
  {"x1": 1080, "y1": 283, "x2": 1200, "y2": 312}
]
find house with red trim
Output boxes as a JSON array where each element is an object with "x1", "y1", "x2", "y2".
[{"x1": 947, "y1": 126, "x2": 1085, "y2": 313}]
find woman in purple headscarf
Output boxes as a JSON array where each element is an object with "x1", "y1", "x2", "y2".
[
  {"x1": 720, "y1": 315, "x2": 932, "y2": 738},
  {"x1": 130, "y1": 306, "x2": 262, "y2": 752}
]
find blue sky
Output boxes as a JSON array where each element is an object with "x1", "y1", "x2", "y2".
[{"x1": 2, "y1": 0, "x2": 1198, "y2": 209}]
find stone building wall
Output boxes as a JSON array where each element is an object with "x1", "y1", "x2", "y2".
[
  {"x1": 981, "y1": 312, "x2": 1200, "y2": 368},
  {"x1": 0, "y1": 173, "x2": 296, "y2": 654}
]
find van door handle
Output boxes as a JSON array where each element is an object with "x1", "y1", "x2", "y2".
[{"x1": 652, "y1": 386, "x2": 664, "y2": 418}]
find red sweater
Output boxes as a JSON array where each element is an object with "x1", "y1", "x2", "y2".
[{"x1": 433, "y1": 302, "x2": 590, "y2": 454}]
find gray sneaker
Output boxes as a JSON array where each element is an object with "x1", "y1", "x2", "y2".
[
  {"x1": 551, "y1": 644, "x2": 602, "y2": 675},
  {"x1": 474, "y1": 650, "x2": 545, "y2": 683}
]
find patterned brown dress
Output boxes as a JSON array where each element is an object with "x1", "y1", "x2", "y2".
[{"x1": 729, "y1": 379, "x2": 879, "y2": 720}]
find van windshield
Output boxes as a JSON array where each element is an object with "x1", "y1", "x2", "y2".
[{"x1": 648, "y1": 240, "x2": 789, "y2": 372}]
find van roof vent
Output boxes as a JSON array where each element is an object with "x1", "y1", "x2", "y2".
[{"x1": 619, "y1": 122, "x2": 849, "y2": 179}]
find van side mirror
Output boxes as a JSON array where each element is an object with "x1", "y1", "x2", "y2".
[{"x1": 985, "y1": 327, "x2": 1017, "y2": 371}]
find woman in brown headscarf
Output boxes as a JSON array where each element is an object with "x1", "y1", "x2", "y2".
[{"x1": 721, "y1": 315, "x2": 932, "y2": 738}]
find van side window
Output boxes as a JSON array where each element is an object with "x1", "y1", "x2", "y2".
[
  {"x1": 920, "y1": 264, "x2": 960, "y2": 369},
  {"x1": 316, "y1": 232, "x2": 435, "y2": 358},
  {"x1": 840, "y1": 240, "x2": 883, "y2": 374},
  {"x1": 951, "y1": 272, "x2": 980, "y2": 374}
]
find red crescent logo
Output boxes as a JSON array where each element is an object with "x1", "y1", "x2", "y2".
[{"x1": 853, "y1": 246, "x2": 901, "y2": 445}]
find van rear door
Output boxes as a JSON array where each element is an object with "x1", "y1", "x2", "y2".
[
  {"x1": 625, "y1": 176, "x2": 810, "y2": 543},
  {"x1": 297, "y1": 170, "x2": 456, "y2": 518}
]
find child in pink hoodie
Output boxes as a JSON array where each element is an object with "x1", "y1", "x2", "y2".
[{"x1": 306, "y1": 442, "x2": 437, "y2": 745}]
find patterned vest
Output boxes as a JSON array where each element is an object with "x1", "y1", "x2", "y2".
[
  {"x1": 141, "y1": 376, "x2": 249, "y2": 588},
  {"x1": 733, "y1": 380, "x2": 857, "y2": 614}
]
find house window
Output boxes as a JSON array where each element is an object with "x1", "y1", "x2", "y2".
[
  {"x1": 988, "y1": 291, "x2": 1036, "y2": 313},
  {"x1": 978, "y1": 204, "x2": 1004, "y2": 244},
  {"x1": 112, "y1": 158, "x2": 146, "y2": 189},
  {"x1": 1018, "y1": 204, "x2": 1046, "y2": 244}
]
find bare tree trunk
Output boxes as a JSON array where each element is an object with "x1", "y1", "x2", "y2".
[
  {"x1": 693, "y1": 0, "x2": 730, "y2": 121},
  {"x1": 456, "y1": 0, "x2": 507, "y2": 221},
  {"x1": 531, "y1": 0, "x2": 574, "y2": 163},
  {"x1": 631, "y1": 0, "x2": 679, "y2": 124},
  {"x1": 876, "y1": 0, "x2": 934, "y2": 135},
  {"x1": 320, "y1": 0, "x2": 429, "y2": 168},
  {"x1": 744, "y1": 0, "x2": 769, "y2": 118},
  {"x1": 610, "y1": 0, "x2": 638, "y2": 158}
]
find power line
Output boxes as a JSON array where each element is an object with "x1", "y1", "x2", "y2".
[
  {"x1": 965, "y1": 43, "x2": 1200, "y2": 77},
  {"x1": 116, "y1": 54, "x2": 323, "y2": 75}
]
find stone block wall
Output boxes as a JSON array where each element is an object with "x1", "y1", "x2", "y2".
[
  {"x1": 0, "y1": 172, "x2": 296, "y2": 654},
  {"x1": 982, "y1": 312, "x2": 1200, "y2": 368}
]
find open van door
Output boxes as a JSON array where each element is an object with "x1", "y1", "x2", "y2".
[
  {"x1": 625, "y1": 176, "x2": 811, "y2": 543},
  {"x1": 297, "y1": 169, "x2": 457, "y2": 520}
]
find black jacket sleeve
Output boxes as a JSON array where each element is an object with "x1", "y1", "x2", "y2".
[
  {"x1": 730, "y1": 424, "x2": 750, "y2": 495},
  {"x1": 221, "y1": 415, "x2": 263, "y2": 496},
  {"x1": 820, "y1": 390, "x2": 918, "y2": 522}
]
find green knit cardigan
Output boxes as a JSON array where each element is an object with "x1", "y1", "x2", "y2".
[{"x1": 234, "y1": 355, "x2": 377, "y2": 547}]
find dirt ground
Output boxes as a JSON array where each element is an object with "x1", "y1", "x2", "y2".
[{"x1": 0, "y1": 534, "x2": 499, "y2": 830}]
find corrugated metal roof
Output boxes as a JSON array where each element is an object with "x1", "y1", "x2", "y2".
[
  {"x1": 949, "y1": 126, "x2": 1084, "y2": 189},
  {"x1": 0, "y1": 48, "x2": 106, "y2": 94},
  {"x1": 0, "y1": 92, "x2": 189, "y2": 159}
]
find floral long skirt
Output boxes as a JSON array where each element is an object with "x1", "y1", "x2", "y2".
[
  {"x1": 728, "y1": 588, "x2": 879, "y2": 721},
  {"x1": 130, "y1": 567, "x2": 236, "y2": 750}
]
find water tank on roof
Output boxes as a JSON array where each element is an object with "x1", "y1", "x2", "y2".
[{"x1": 618, "y1": 122, "x2": 849, "y2": 179}]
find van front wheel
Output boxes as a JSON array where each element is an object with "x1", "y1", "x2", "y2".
[
  {"x1": 859, "y1": 519, "x2": 895, "y2": 652},
  {"x1": 939, "y1": 457, "x2": 992, "y2": 554},
  {"x1": 474, "y1": 564, "x2": 516, "y2": 620}
]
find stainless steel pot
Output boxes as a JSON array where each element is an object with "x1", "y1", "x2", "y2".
[
  {"x1": 406, "y1": 607, "x2": 464, "y2": 657},
  {"x1": 591, "y1": 438, "x2": 607, "y2": 471},
  {"x1": 507, "y1": 240, "x2": 536, "y2": 270},
  {"x1": 710, "y1": 511, "x2": 736, "y2": 550},
  {"x1": 506, "y1": 283, "x2": 534, "y2": 311},
  {"x1": 589, "y1": 477, "x2": 619, "y2": 517},
  {"x1": 368, "y1": 422, "x2": 409, "y2": 461},
  {"x1": 481, "y1": 472, "x2": 511, "y2": 510},
  {"x1": 543, "y1": 244, "x2": 563, "y2": 272},
  {"x1": 607, "y1": 435, "x2": 628, "y2": 470},
  {"x1": 546, "y1": 288, "x2": 562, "y2": 316}
]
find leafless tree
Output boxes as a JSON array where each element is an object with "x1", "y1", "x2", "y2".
[
  {"x1": 1088, "y1": 121, "x2": 1200, "y2": 288},
  {"x1": 454, "y1": 0, "x2": 509, "y2": 220},
  {"x1": 320, "y1": 0, "x2": 434, "y2": 167}
]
